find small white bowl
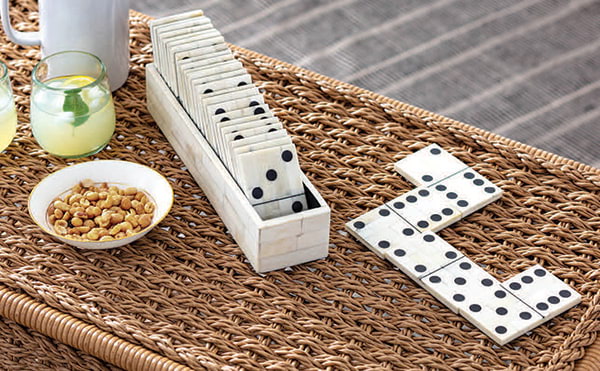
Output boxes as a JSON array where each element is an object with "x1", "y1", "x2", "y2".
[{"x1": 29, "y1": 160, "x2": 173, "y2": 249}]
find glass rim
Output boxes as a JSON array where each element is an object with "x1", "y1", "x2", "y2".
[
  {"x1": 32, "y1": 50, "x2": 106, "y2": 91},
  {"x1": 0, "y1": 61, "x2": 8, "y2": 84}
]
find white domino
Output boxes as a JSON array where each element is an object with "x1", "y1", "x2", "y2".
[
  {"x1": 345, "y1": 204, "x2": 417, "y2": 259},
  {"x1": 385, "y1": 186, "x2": 462, "y2": 232},
  {"x1": 394, "y1": 144, "x2": 467, "y2": 186},
  {"x1": 420, "y1": 258, "x2": 544, "y2": 344},
  {"x1": 501, "y1": 265, "x2": 581, "y2": 319},
  {"x1": 427, "y1": 168, "x2": 503, "y2": 217}
]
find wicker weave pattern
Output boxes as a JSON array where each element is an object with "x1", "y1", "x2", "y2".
[{"x1": 0, "y1": 2, "x2": 598, "y2": 370}]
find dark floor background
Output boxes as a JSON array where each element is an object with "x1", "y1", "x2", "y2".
[{"x1": 132, "y1": 0, "x2": 600, "y2": 168}]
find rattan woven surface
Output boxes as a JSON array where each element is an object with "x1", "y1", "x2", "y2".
[{"x1": 0, "y1": 2, "x2": 598, "y2": 370}]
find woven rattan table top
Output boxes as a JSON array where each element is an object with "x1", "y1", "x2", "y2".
[{"x1": 0, "y1": 3, "x2": 598, "y2": 370}]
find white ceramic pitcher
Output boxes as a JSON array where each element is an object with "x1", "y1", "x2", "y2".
[{"x1": 0, "y1": 0, "x2": 130, "y2": 90}]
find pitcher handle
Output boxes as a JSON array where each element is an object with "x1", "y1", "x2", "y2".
[{"x1": 0, "y1": 0, "x2": 40, "y2": 46}]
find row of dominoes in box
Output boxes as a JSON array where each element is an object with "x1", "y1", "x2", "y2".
[{"x1": 150, "y1": 10, "x2": 310, "y2": 221}]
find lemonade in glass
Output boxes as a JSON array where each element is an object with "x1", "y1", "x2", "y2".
[
  {"x1": 0, "y1": 61, "x2": 17, "y2": 152},
  {"x1": 31, "y1": 51, "x2": 115, "y2": 158}
]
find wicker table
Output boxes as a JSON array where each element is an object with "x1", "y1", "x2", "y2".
[{"x1": 0, "y1": 4, "x2": 598, "y2": 370}]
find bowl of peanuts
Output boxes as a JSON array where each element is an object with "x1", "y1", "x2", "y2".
[{"x1": 28, "y1": 160, "x2": 173, "y2": 249}]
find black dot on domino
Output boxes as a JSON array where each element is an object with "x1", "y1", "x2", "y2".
[
  {"x1": 548, "y1": 296, "x2": 560, "y2": 304},
  {"x1": 418, "y1": 189, "x2": 429, "y2": 197},
  {"x1": 429, "y1": 275, "x2": 441, "y2": 283},
  {"x1": 537, "y1": 302, "x2": 549, "y2": 311},
  {"x1": 445, "y1": 251, "x2": 457, "y2": 259},
  {"x1": 394, "y1": 202, "x2": 405, "y2": 209},
  {"x1": 464, "y1": 172, "x2": 475, "y2": 179},
  {"x1": 454, "y1": 277, "x2": 466, "y2": 285},
  {"x1": 423, "y1": 234, "x2": 435, "y2": 242},
  {"x1": 266, "y1": 169, "x2": 277, "y2": 181},
  {"x1": 431, "y1": 214, "x2": 442, "y2": 222},
  {"x1": 473, "y1": 179, "x2": 484, "y2": 186},
  {"x1": 535, "y1": 269, "x2": 546, "y2": 277},
  {"x1": 203, "y1": 88, "x2": 213, "y2": 94},
  {"x1": 220, "y1": 117, "x2": 230, "y2": 122},
  {"x1": 482, "y1": 279, "x2": 493, "y2": 287},
  {"x1": 442, "y1": 208, "x2": 453, "y2": 215},
  {"x1": 447, "y1": 192, "x2": 458, "y2": 199},
  {"x1": 378, "y1": 240, "x2": 390, "y2": 249},
  {"x1": 403, "y1": 228, "x2": 414, "y2": 236},
  {"x1": 292, "y1": 201, "x2": 303, "y2": 213},
  {"x1": 238, "y1": 81, "x2": 247, "y2": 86},
  {"x1": 459, "y1": 262, "x2": 471, "y2": 270},
  {"x1": 417, "y1": 220, "x2": 429, "y2": 228},
  {"x1": 485, "y1": 187, "x2": 496, "y2": 194},
  {"x1": 254, "y1": 107, "x2": 265, "y2": 114},
  {"x1": 457, "y1": 200, "x2": 469, "y2": 207},
  {"x1": 559, "y1": 290, "x2": 571, "y2": 298},
  {"x1": 520, "y1": 311, "x2": 532, "y2": 320},
  {"x1": 215, "y1": 108, "x2": 225, "y2": 115},
  {"x1": 521, "y1": 276, "x2": 533, "y2": 284},
  {"x1": 422, "y1": 175, "x2": 433, "y2": 182},
  {"x1": 394, "y1": 249, "x2": 405, "y2": 257},
  {"x1": 453, "y1": 294, "x2": 465, "y2": 302},
  {"x1": 268, "y1": 128, "x2": 277, "y2": 132},
  {"x1": 494, "y1": 290, "x2": 507, "y2": 298},
  {"x1": 353, "y1": 221, "x2": 365, "y2": 229},
  {"x1": 495, "y1": 326, "x2": 507, "y2": 334},
  {"x1": 281, "y1": 150, "x2": 293, "y2": 162},
  {"x1": 234, "y1": 135, "x2": 244, "y2": 140},
  {"x1": 406, "y1": 195, "x2": 417, "y2": 203},
  {"x1": 436, "y1": 184, "x2": 446, "y2": 191},
  {"x1": 430, "y1": 148, "x2": 441, "y2": 155},
  {"x1": 470, "y1": 304, "x2": 481, "y2": 312},
  {"x1": 379, "y1": 208, "x2": 390, "y2": 217},
  {"x1": 249, "y1": 101, "x2": 259, "y2": 107},
  {"x1": 509, "y1": 282, "x2": 521, "y2": 290},
  {"x1": 415, "y1": 265, "x2": 426, "y2": 273},
  {"x1": 181, "y1": 56, "x2": 190, "y2": 60},
  {"x1": 252, "y1": 187, "x2": 263, "y2": 199},
  {"x1": 496, "y1": 307, "x2": 508, "y2": 315}
]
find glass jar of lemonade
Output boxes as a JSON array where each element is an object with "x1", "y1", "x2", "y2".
[
  {"x1": 0, "y1": 61, "x2": 17, "y2": 152},
  {"x1": 31, "y1": 51, "x2": 115, "y2": 158}
]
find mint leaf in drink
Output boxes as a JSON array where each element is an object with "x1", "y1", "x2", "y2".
[{"x1": 63, "y1": 88, "x2": 89, "y2": 127}]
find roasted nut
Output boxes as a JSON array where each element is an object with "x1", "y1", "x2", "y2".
[
  {"x1": 76, "y1": 226, "x2": 91, "y2": 234},
  {"x1": 110, "y1": 213, "x2": 124, "y2": 225},
  {"x1": 71, "y1": 217, "x2": 83, "y2": 227},
  {"x1": 98, "y1": 191, "x2": 108, "y2": 200},
  {"x1": 125, "y1": 214, "x2": 138, "y2": 228},
  {"x1": 61, "y1": 211, "x2": 71, "y2": 221},
  {"x1": 138, "y1": 214, "x2": 152, "y2": 228},
  {"x1": 144, "y1": 202, "x2": 155, "y2": 214},
  {"x1": 53, "y1": 209, "x2": 63, "y2": 219},
  {"x1": 54, "y1": 201, "x2": 69, "y2": 212},
  {"x1": 124, "y1": 187, "x2": 137, "y2": 196},
  {"x1": 81, "y1": 179, "x2": 94, "y2": 188},
  {"x1": 99, "y1": 235, "x2": 114, "y2": 241},
  {"x1": 84, "y1": 191, "x2": 99, "y2": 201},
  {"x1": 109, "y1": 224, "x2": 121, "y2": 236},
  {"x1": 134, "y1": 192, "x2": 144, "y2": 201},
  {"x1": 115, "y1": 232, "x2": 126, "y2": 239},
  {"x1": 84, "y1": 219, "x2": 95, "y2": 228},
  {"x1": 120, "y1": 197, "x2": 131, "y2": 210}
]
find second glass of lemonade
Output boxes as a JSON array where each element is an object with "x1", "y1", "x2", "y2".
[
  {"x1": 0, "y1": 61, "x2": 17, "y2": 152},
  {"x1": 31, "y1": 51, "x2": 115, "y2": 158}
]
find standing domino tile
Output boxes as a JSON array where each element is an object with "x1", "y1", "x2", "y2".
[
  {"x1": 501, "y1": 265, "x2": 581, "y2": 319},
  {"x1": 394, "y1": 144, "x2": 468, "y2": 186}
]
